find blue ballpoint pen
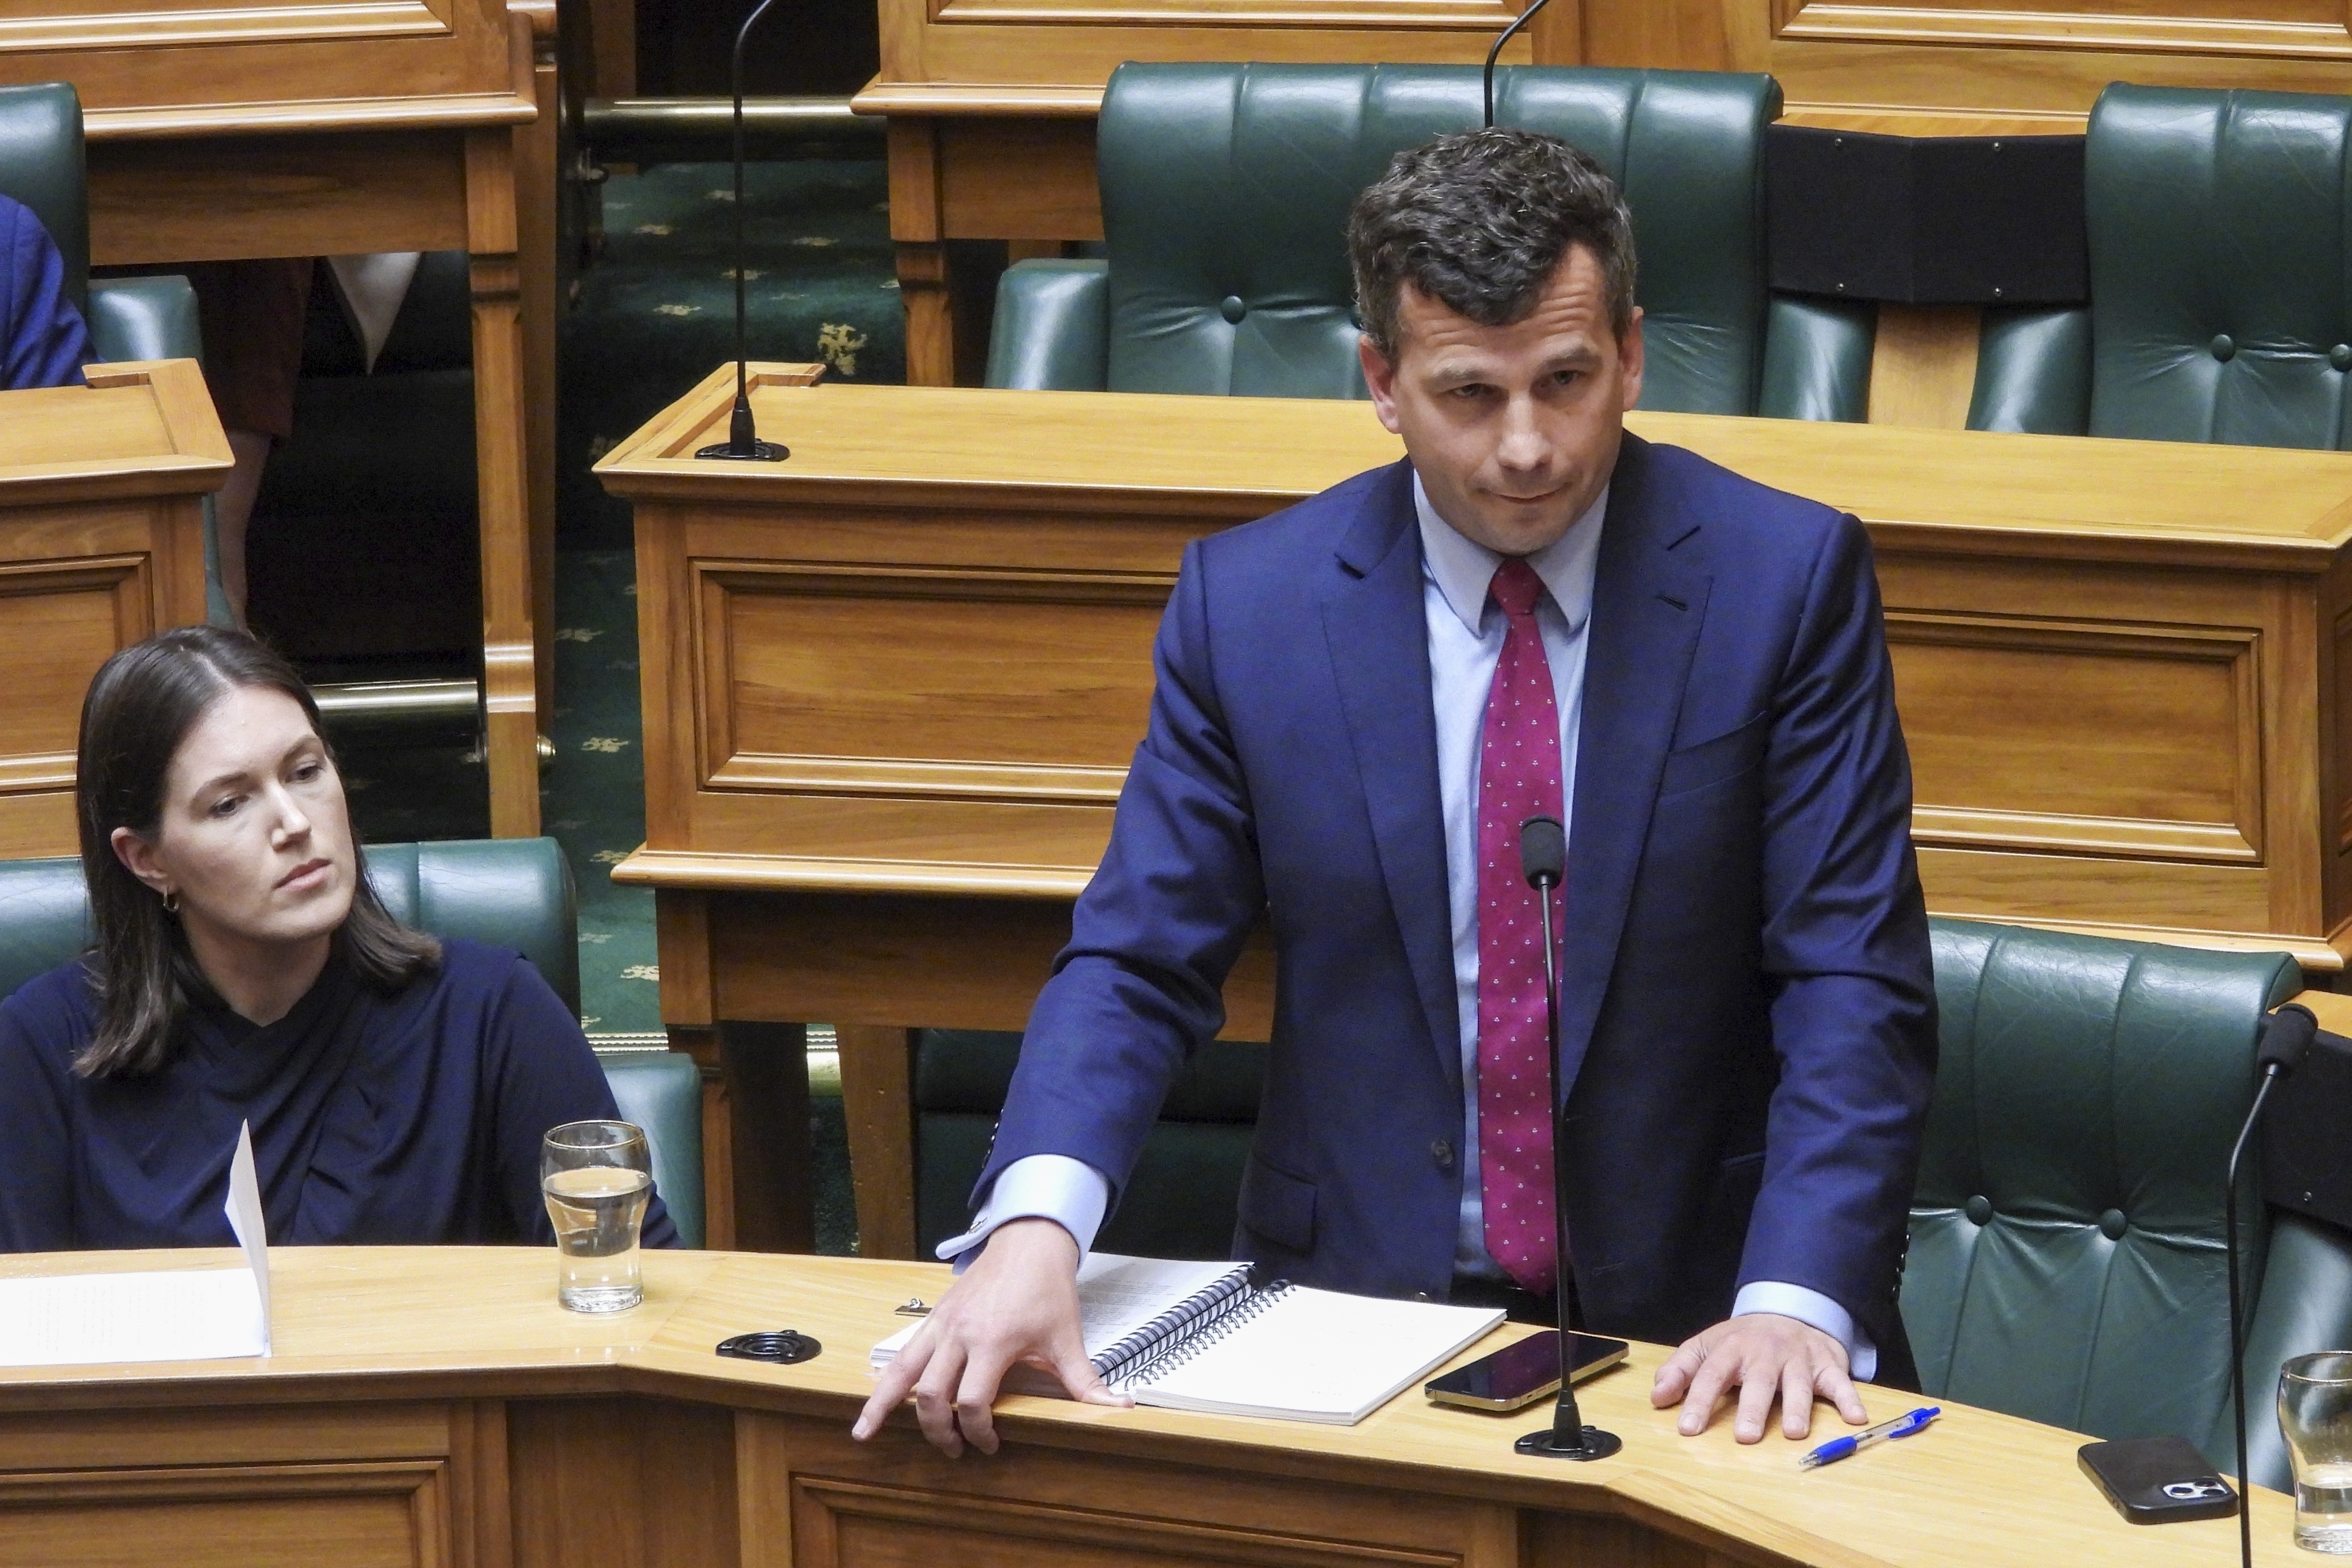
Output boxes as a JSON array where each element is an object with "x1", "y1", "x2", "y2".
[{"x1": 1798, "y1": 1406, "x2": 1941, "y2": 1469}]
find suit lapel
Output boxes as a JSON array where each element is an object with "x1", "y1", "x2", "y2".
[
  {"x1": 1320, "y1": 462, "x2": 1461, "y2": 1090},
  {"x1": 1558, "y1": 436, "x2": 1712, "y2": 1100}
]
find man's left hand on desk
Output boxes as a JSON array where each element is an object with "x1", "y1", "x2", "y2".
[{"x1": 1649, "y1": 1312, "x2": 1868, "y2": 1443}]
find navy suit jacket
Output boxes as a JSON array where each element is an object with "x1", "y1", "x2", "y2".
[{"x1": 986, "y1": 435, "x2": 1937, "y2": 1374}]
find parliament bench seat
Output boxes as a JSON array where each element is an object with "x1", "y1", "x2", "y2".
[
  {"x1": 913, "y1": 917, "x2": 2352, "y2": 1489},
  {"x1": 0, "y1": 838, "x2": 705, "y2": 1247},
  {"x1": 1967, "y1": 81, "x2": 2352, "y2": 448},
  {"x1": 987, "y1": 62, "x2": 1872, "y2": 423}
]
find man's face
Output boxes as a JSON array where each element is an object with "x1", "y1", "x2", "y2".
[{"x1": 1360, "y1": 243, "x2": 1644, "y2": 557}]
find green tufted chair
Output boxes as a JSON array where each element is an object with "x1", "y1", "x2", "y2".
[
  {"x1": 1969, "y1": 82, "x2": 2352, "y2": 446},
  {"x1": 987, "y1": 62, "x2": 1871, "y2": 421},
  {"x1": 0, "y1": 839, "x2": 705, "y2": 1248},
  {"x1": 1907, "y1": 921, "x2": 2352, "y2": 1490},
  {"x1": 915, "y1": 919, "x2": 2352, "y2": 1487}
]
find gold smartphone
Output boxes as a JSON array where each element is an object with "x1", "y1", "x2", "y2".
[{"x1": 1425, "y1": 1331, "x2": 1629, "y2": 1412}]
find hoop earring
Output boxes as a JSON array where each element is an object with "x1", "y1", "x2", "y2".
[{"x1": 161, "y1": 890, "x2": 179, "y2": 915}]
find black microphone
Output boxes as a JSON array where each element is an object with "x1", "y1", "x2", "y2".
[
  {"x1": 2225, "y1": 1002, "x2": 2316, "y2": 1568},
  {"x1": 695, "y1": 0, "x2": 789, "y2": 463},
  {"x1": 1511, "y1": 814, "x2": 1621, "y2": 1463},
  {"x1": 1481, "y1": 0, "x2": 1559, "y2": 130}
]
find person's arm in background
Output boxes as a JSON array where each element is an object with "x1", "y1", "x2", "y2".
[
  {"x1": 856, "y1": 535, "x2": 1270, "y2": 1456},
  {"x1": 486, "y1": 953, "x2": 680, "y2": 1248},
  {"x1": 1653, "y1": 510, "x2": 1938, "y2": 1439},
  {"x1": 1, "y1": 197, "x2": 95, "y2": 391}
]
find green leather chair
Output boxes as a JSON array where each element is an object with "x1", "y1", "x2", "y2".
[
  {"x1": 987, "y1": 62, "x2": 1872, "y2": 421},
  {"x1": 1969, "y1": 82, "x2": 2352, "y2": 446},
  {"x1": 1908, "y1": 920, "x2": 2352, "y2": 1490},
  {"x1": 914, "y1": 918, "x2": 2352, "y2": 1487},
  {"x1": 0, "y1": 839, "x2": 705, "y2": 1248},
  {"x1": 0, "y1": 82, "x2": 202, "y2": 373},
  {"x1": 915, "y1": 1029, "x2": 1265, "y2": 1260}
]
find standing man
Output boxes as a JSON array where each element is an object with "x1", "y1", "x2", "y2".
[{"x1": 857, "y1": 128, "x2": 1937, "y2": 1458}]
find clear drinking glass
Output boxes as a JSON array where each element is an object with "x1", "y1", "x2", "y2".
[
  {"x1": 2281, "y1": 1351, "x2": 2352, "y2": 1553},
  {"x1": 542, "y1": 1120, "x2": 653, "y2": 1312}
]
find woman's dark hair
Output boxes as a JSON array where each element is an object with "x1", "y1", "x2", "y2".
[
  {"x1": 1347, "y1": 126, "x2": 1638, "y2": 362},
  {"x1": 74, "y1": 626, "x2": 440, "y2": 1078}
]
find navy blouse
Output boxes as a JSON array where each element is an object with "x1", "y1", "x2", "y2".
[{"x1": 0, "y1": 940, "x2": 676, "y2": 1252}]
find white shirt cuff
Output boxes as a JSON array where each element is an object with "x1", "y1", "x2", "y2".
[
  {"x1": 935, "y1": 1153, "x2": 1111, "y2": 1273},
  {"x1": 1734, "y1": 1280, "x2": 1878, "y2": 1383}
]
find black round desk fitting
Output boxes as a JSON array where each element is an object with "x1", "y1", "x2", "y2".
[
  {"x1": 1515, "y1": 1424, "x2": 1623, "y2": 1461},
  {"x1": 717, "y1": 1330, "x2": 822, "y2": 1364}
]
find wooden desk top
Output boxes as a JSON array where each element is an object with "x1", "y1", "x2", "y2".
[
  {"x1": 597, "y1": 370, "x2": 2352, "y2": 571},
  {"x1": 0, "y1": 1244, "x2": 2300, "y2": 1568},
  {"x1": 0, "y1": 361, "x2": 231, "y2": 503}
]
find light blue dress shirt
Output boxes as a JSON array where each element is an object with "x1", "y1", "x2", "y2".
[{"x1": 945, "y1": 472, "x2": 1872, "y2": 1380}]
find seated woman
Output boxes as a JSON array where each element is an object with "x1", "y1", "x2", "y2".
[
  {"x1": 1, "y1": 192, "x2": 94, "y2": 389},
  {"x1": 0, "y1": 627, "x2": 676, "y2": 1250}
]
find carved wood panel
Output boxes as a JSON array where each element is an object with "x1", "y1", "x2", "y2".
[
  {"x1": 695, "y1": 561, "x2": 1170, "y2": 806},
  {"x1": 740, "y1": 1412, "x2": 1520, "y2": 1568},
  {"x1": 1887, "y1": 610, "x2": 2263, "y2": 864}
]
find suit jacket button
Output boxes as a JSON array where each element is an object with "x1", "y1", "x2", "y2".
[
  {"x1": 1431, "y1": 1138, "x2": 1456, "y2": 1171},
  {"x1": 1414, "y1": 1291, "x2": 1434, "y2": 1302}
]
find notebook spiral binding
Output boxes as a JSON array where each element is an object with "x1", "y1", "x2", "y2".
[
  {"x1": 1111, "y1": 1278, "x2": 1296, "y2": 1392},
  {"x1": 1091, "y1": 1268, "x2": 1252, "y2": 1385}
]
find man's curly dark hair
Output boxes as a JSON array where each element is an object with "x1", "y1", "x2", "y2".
[{"x1": 1347, "y1": 126, "x2": 1637, "y2": 361}]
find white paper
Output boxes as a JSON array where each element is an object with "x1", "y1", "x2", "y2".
[{"x1": 0, "y1": 1121, "x2": 269, "y2": 1367}]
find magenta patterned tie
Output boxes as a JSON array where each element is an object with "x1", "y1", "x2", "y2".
[{"x1": 1477, "y1": 557, "x2": 1563, "y2": 1295}]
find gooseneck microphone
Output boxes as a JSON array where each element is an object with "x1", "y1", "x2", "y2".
[
  {"x1": 1481, "y1": 0, "x2": 1559, "y2": 129},
  {"x1": 2225, "y1": 1001, "x2": 2316, "y2": 1568},
  {"x1": 695, "y1": 0, "x2": 789, "y2": 463},
  {"x1": 1511, "y1": 815, "x2": 1622, "y2": 1462}
]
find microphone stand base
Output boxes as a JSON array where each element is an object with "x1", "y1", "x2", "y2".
[
  {"x1": 694, "y1": 439, "x2": 790, "y2": 462},
  {"x1": 1514, "y1": 1426, "x2": 1623, "y2": 1461}
]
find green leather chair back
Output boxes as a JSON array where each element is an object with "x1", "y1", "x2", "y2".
[
  {"x1": 1091, "y1": 62, "x2": 1780, "y2": 413},
  {"x1": 1906, "y1": 919, "x2": 2327, "y2": 1488},
  {"x1": 0, "y1": 839, "x2": 706, "y2": 1247},
  {"x1": 2085, "y1": 84, "x2": 2352, "y2": 449},
  {"x1": 915, "y1": 1028, "x2": 1267, "y2": 1260},
  {"x1": 0, "y1": 82, "x2": 87, "y2": 317}
]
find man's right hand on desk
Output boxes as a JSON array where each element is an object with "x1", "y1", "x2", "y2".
[{"x1": 851, "y1": 1216, "x2": 1131, "y2": 1456}]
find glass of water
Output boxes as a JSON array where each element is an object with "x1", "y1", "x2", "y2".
[
  {"x1": 542, "y1": 1120, "x2": 653, "y2": 1312},
  {"x1": 2282, "y1": 1351, "x2": 2352, "y2": 1553}
]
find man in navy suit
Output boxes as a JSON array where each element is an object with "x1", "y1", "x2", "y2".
[{"x1": 857, "y1": 128, "x2": 1937, "y2": 1458}]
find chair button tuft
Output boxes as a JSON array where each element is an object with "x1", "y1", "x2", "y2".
[
  {"x1": 1963, "y1": 1194, "x2": 1993, "y2": 1225},
  {"x1": 2332, "y1": 344, "x2": 2352, "y2": 372},
  {"x1": 2098, "y1": 1208, "x2": 2128, "y2": 1241},
  {"x1": 2211, "y1": 333, "x2": 2237, "y2": 362},
  {"x1": 1220, "y1": 294, "x2": 1247, "y2": 324}
]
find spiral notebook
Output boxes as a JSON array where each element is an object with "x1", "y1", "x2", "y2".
[{"x1": 871, "y1": 1253, "x2": 1502, "y2": 1425}]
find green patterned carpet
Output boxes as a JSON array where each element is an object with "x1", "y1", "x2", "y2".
[{"x1": 560, "y1": 157, "x2": 905, "y2": 549}]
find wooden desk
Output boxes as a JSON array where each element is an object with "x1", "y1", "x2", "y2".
[
  {"x1": 599, "y1": 372, "x2": 2352, "y2": 1254},
  {"x1": 0, "y1": 359, "x2": 230, "y2": 860},
  {"x1": 0, "y1": 1243, "x2": 2300, "y2": 1568},
  {"x1": 0, "y1": 0, "x2": 555, "y2": 837}
]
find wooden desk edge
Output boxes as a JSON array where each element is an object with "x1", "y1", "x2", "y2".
[
  {"x1": 851, "y1": 77, "x2": 1104, "y2": 116},
  {"x1": 84, "y1": 91, "x2": 538, "y2": 141},
  {"x1": 613, "y1": 846, "x2": 1092, "y2": 898}
]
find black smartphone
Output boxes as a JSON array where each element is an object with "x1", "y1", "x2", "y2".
[
  {"x1": 2078, "y1": 1436, "x2": 2239, "y2": 1523},
  {"x1": 1424, "y1": 1331, "x2": 1629, "y2": 1412}
]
